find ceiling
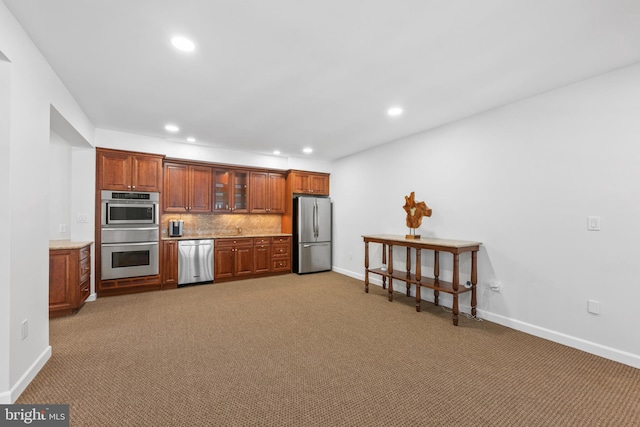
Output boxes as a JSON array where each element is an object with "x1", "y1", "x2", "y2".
[{"x1": 4, "y1": 0, "x2": 640, "y2": 160}]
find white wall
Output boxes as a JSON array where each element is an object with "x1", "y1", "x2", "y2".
[
  {"x1": 95, "y1": 129, "x2": 332, "y2": 173},
  {"x1": 0, "y1": 2, "x2": 95, "y2": 403},
  {"x1": 49, "y1": 131, "x2": 72, "y2": 240},
  {"x1": 0, "y1": 51, "x2": 11, "y2": 397},
  {"x1": 332, "y1": 63, "x2": 640, "y2": 368}
]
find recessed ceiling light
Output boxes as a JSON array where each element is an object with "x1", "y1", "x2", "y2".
[
  {"x1": 387, "y1": 107, "x2": 404, "y2": 117},
  {"x1": 164, "y1": 124, "x2": 180, "y2": 132},
  {"x1": 303, "y1": 147, "x2": 313, "y2": 154},
  {"x1": 186, "y1": 137, "x2": 196, "y2": 143},
  {"x1": 273, "y1": 150, "x2": 281, "y2": 155},
  {"x1": 171, "y1": 36, "x2": 195, "y2": 52}
]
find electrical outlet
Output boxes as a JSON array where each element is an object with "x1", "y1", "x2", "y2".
[
  {"x1": 58, "y1": 223, "x2": 67, "y2": 233},
  {"x1": 588, "y1": 300, "x2": 600, "y2": 315},
  {"x1": 21, "y1": 319, "x2": 28, "y2": 340},
  {"x1": 489, "y1": 281, "x2": 502, "y2": 292}
]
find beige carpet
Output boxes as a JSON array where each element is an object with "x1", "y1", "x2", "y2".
[{"x1": 18, "y1": 272, "x2": 640, "y2": 426}]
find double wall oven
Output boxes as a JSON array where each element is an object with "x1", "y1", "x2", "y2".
[{"x1": 101, "y1": 190, "x2": 159, "y2": 280}]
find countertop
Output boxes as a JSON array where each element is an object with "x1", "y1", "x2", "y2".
[
  {"x1": 162, "y1": 233, "x2": 292, "y2": 241},
  {"x1": 49, "y1": 240, "x2": 93, "y2": 250}
]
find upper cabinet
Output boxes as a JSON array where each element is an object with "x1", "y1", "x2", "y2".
[
  {"x1": 214, "y1": 169, "x2": 249, "y2": 213},
  {"x1": 163, "y1": 162, "x2": 212, "y2": 213},
  {"x1": 97, "y1": 149, "x2": 163, "y2": 192},
  {"x1": 250, "y1": 171, "x2": 285, "y2": 214},
  {"x1": 288, "y1": 170, "x2": 330, "y2": 196}
]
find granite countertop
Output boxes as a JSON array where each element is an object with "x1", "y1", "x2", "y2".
[
  {"x1": 50, "y1": 240, "x2": 93, "y2": 250},
  {"x1": 162, "y1": 233, "x2": 292, "y2": 241}
]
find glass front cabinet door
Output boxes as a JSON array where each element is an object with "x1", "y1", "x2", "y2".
[{"x1": 214, "y1": 170, "x2": 248, "y2": 213}]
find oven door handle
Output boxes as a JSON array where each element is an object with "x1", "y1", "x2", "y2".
[
  {"x1": 102, "y1": 242, "x2": 158, "y2": 247},
  {"x1": 102, "y1": 226, "x2": 159, "y2": 231}
]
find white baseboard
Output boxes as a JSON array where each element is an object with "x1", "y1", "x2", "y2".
[
  {"x1": 478, "y1": 311, "x2": 640, "y2": 369},
  {"x1": 0, "y1": 345, "x2": 51, "y2": 404},
  {"x1": 86, "y1": 292, "x2": 97, "y2": 302},
  {"x1": 332, "y1": 267, "x2": 640, "y2": 369}
]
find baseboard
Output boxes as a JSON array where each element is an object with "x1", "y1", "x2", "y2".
[
  {"x1": 478, "y1": 311, "x2": 640, "y2": 369},
  {"x1": 332, "y1": 267, "x2": 640, "y2": 369},
  {"x1": 86, "y1": 292, "x2": 97, "y2": 302},
  {"x1": 0, "y1": 345, "x2": 52, "y2": 404}
]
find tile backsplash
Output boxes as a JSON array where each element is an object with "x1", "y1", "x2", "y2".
[{"x1": 161, "y1": 214, "x2": 282, "y2": 237}]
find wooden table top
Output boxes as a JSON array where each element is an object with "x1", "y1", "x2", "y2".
[{"x1": 362, "y1": 234, "x2": 481, "y2": 251}]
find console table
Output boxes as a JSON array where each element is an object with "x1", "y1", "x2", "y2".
[{"x1": 362, "y1": 234, "x2": 481, "y2": 326}]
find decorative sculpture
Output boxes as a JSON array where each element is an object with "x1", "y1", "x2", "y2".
[{"x1": 403, "y1": 192, "x2": 432, "y2": 239}]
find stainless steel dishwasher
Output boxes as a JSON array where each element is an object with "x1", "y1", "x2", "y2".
[{"x1": 178, "y1": 239, "x2": 214, "y2": 286}]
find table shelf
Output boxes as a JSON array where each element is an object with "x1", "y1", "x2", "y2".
[{"x1": 368, "y1": 268, "x2": 472, "y2": 295}]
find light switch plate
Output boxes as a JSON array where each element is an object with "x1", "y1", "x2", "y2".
[{"x1": 587, "y1": 216, "x2": 601, "y2": 231}]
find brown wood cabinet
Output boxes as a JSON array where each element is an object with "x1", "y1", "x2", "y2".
[
  {"x1": 213, "y1": 235, "x2": 291, "y2": 282},
  {"x1": 97, "y1": 148, "x2": 163, "y2": 192},
  {"x1": 282, "y1": 170, "x2": 330, "y2": 233},
  {"x1": 214, "y1": 238, "x2": 254, "y2": 280},
  {"x1": 253, "y1": 237, "x2": 272, "y2": 274},
  {"x1": 163, "y1": 162, "x2": 212, "y2": 213},
  {"x1": 271, "y1": 236, "x2": 291, "y2": 272},
  {"x1": 288, "y1": 170, "x2": 330, "y2": 195},
  {"x1": 162, "y1": 240, "x2": 179, "y2": 288},
  {"x1": 250, "y1": 171, "x2": 286, "y2": 214},
  {"x1": 213, "y1": 169, "x2": 249, "y2": 213},
  {"x1": 49, "y1": 243, "x2": 91, "y2": 317}
]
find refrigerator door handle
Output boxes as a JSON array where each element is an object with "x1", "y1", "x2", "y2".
[{"x1": 313, "y1": 200, "x2": 319, "y2": 239}]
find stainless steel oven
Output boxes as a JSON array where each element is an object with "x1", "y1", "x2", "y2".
[
  {"x1": 100, "y1": 190, "x2": 160, "y2": 280},
  {"x1": 101, "y1": 190, "x2": 159, "y2": 226},
  {"x1": 101, "y1": 241, "x2": 159, "y2": 280}
]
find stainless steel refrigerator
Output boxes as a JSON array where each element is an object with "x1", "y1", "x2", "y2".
[{"x1": 293, "y1": 196, "x2": 332, "y2": 274}]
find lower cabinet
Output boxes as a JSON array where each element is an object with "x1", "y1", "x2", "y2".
[
  {"x1": 214, "y1": 238, "x2": 254, "y2": 281},
  {"x1": 49, "y1": 243, "x2": 91, "y2": 317},
  {"x1": 213, "y1": 235, "x2": 291, "y2": 282},
  {"x1": 161, "y1": 236, "x2": 292, "y2": 285},
  {"x1": 253, "y1": 237, "x2": 272, "y2": 274},
  {"x1": 272, "y1": 236, "x2": 291, "y2": 272},
  {"x1": 162, "y1": 240, "x2": 179, "y2": 288}
]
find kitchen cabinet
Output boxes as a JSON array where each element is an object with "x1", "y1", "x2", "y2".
[
  {"x1": 49, "y1": 243, "x2": 91, "y2": 317},
  {"x1": 250, "y1": 171, "x2": 286, "y2": 214},
  {"x1": 213, "y1": 169, "x2": 249, "y2": 213},
  {"x1": 288, "y1": 170, "x2": 330, "y2": 195},
  {"x1": 253, "y1": 237, "x2": 272, "y2": 274},
  {"x1": 214, "y1": 238, "x2": 254, "y2": 280},
  {"x1": 163, "y1": 162, "x2": 212, "y2": 213},
  {"x1": 162, "y1": 240, "x2": 179, "y2": 289},
  {"x1": 282, "y1": 170, "x2": 331, "y2": 234},
  {"x1": 97, "y1": 148, "x2": 163, "y2": 192},
  {"x1": 271, "y1": 236, "x2": 291, "y2": 273}
]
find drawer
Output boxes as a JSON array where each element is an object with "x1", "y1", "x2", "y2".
[
  {"x1": 273, "y1": 236, "x2": 291, "y2": 244},
  {"x1": 215, "y1": 238, "x2": 253, "y2": 247},
  {"x1": 79, "y1": 278, "x2": 90, "y2": 303},
  {"x1": 253, "y1": 237, "x2": 272, "y2": 245},
  {"x1": 79, "y1": 255, "x2": 91, "y2": 282},
  {"x1": 272, "y1": 243, "x2": 290, "y2": 258},
  {"x1": 272, "y1": 258, "x2": 290, "y2": 272},
  {"x1": 79, "y1": 245, "x2": 90, "y2": 260}
]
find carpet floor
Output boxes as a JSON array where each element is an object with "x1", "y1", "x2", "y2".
[{"x1": 18, "y1": 272, "x2": 640, "y2": 426}]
